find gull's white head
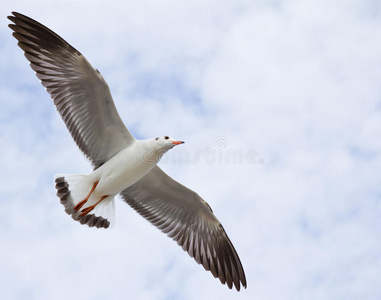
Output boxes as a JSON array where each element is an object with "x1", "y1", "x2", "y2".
[{"x1": 154, "y1": 135, "x2": 185, "y2": 150}]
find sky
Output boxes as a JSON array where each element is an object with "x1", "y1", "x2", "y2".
[{"x1": 1, "y1": 0, "x2": 381, "y2": 299}]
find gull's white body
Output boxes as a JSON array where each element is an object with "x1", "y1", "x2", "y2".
[
  {"x1": 94, "y1": 141, "x2": 156, "y2": 194},
  {"x1": 59, "y1": 137, "x2": 177, "y2": 222},
  {"x1": 8, "y1": 11, "x2": 247, "y2": 291},
  {"x1": 79, "y1": 139, "x2": 164, "y2": 208}
]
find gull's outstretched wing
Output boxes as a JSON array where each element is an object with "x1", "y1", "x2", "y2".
[
  {"x1": 121, "y1": 166, "x2": 247, "y2": 291},
  {"x1": 8, "y1": 12, "x2": 134, "y2": 168}
]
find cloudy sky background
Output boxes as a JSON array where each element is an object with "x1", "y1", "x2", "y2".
[{"x1": 1, "y1": 0, "x2": 381, "y2": 299}]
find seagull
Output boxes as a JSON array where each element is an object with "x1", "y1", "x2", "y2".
[{"x1": 8, "y1": 12, "x2": 247, "y2": 291}]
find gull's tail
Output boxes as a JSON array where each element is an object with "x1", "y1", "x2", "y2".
[{"x1": 54, "y1": 175, "x2": 114, "y2": 229}]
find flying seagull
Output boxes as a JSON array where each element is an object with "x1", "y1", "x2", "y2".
[{"x1": 8, "y1": 12, "x2": 247, "y2": 291}]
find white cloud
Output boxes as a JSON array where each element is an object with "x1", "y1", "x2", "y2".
[{"x1": 1, "y1": 0, "x2": 381, "y2": 299}]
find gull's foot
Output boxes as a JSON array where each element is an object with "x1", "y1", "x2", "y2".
[
  {"x1": 73, "y1": 181, "x2": 99, "y2": 212},
  {"x1": 80, "y1": 195, "x2": 108, "y2": 217},
  {"x1": 74, "y1": 199, "x2": 87, "y2": 212}
]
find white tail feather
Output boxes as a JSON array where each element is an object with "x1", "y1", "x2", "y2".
[{"x1": 55, "y1": 174, "x2": 115, "y2": 229}]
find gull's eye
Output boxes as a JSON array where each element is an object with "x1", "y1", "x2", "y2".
[{"x1": 165, "y1": 136, "x2": 169, "y2": 140}]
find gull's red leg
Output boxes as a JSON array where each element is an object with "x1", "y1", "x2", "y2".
[
  {"x1": 80, "y1": 195, "x2": 109, "y2": 217},
  {"x1": 74, "y1": 181, "x2": 99, "y2": 212}
]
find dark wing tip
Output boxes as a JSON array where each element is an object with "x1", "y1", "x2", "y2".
[
  {"x1": 10, "y1": 11, "x2": 19, "y2": 17},
  {"x1": 7, "y1": 14, "x2": 17, "y2": 29},
  {"x1": 8, "y1": 11, "x2": 29, "y2": 24}
]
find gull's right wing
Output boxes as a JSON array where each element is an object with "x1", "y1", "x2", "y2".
[{"x1": 8, "y1": 12, "x2": 135, "y2": 168}]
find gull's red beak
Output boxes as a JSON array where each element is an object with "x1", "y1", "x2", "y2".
[{"x1": 172, "y1": 141, "x2": 185, "y2": 145}]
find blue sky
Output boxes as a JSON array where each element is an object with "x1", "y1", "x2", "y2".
[{"x1": 1, "y1": 1, "x2": 381, "y2": 299}]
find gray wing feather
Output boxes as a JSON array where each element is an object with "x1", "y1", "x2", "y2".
[
  {"x1": 120, "y1": 166, "x2": 247, "y2": 291},
  {"x1": 8, "y1": 12, "x2": 134, "y2": 167}
]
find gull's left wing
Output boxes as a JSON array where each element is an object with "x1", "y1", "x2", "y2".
[{"x1": 121, "y1": 166, "x2": 247, "y2": 291}]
